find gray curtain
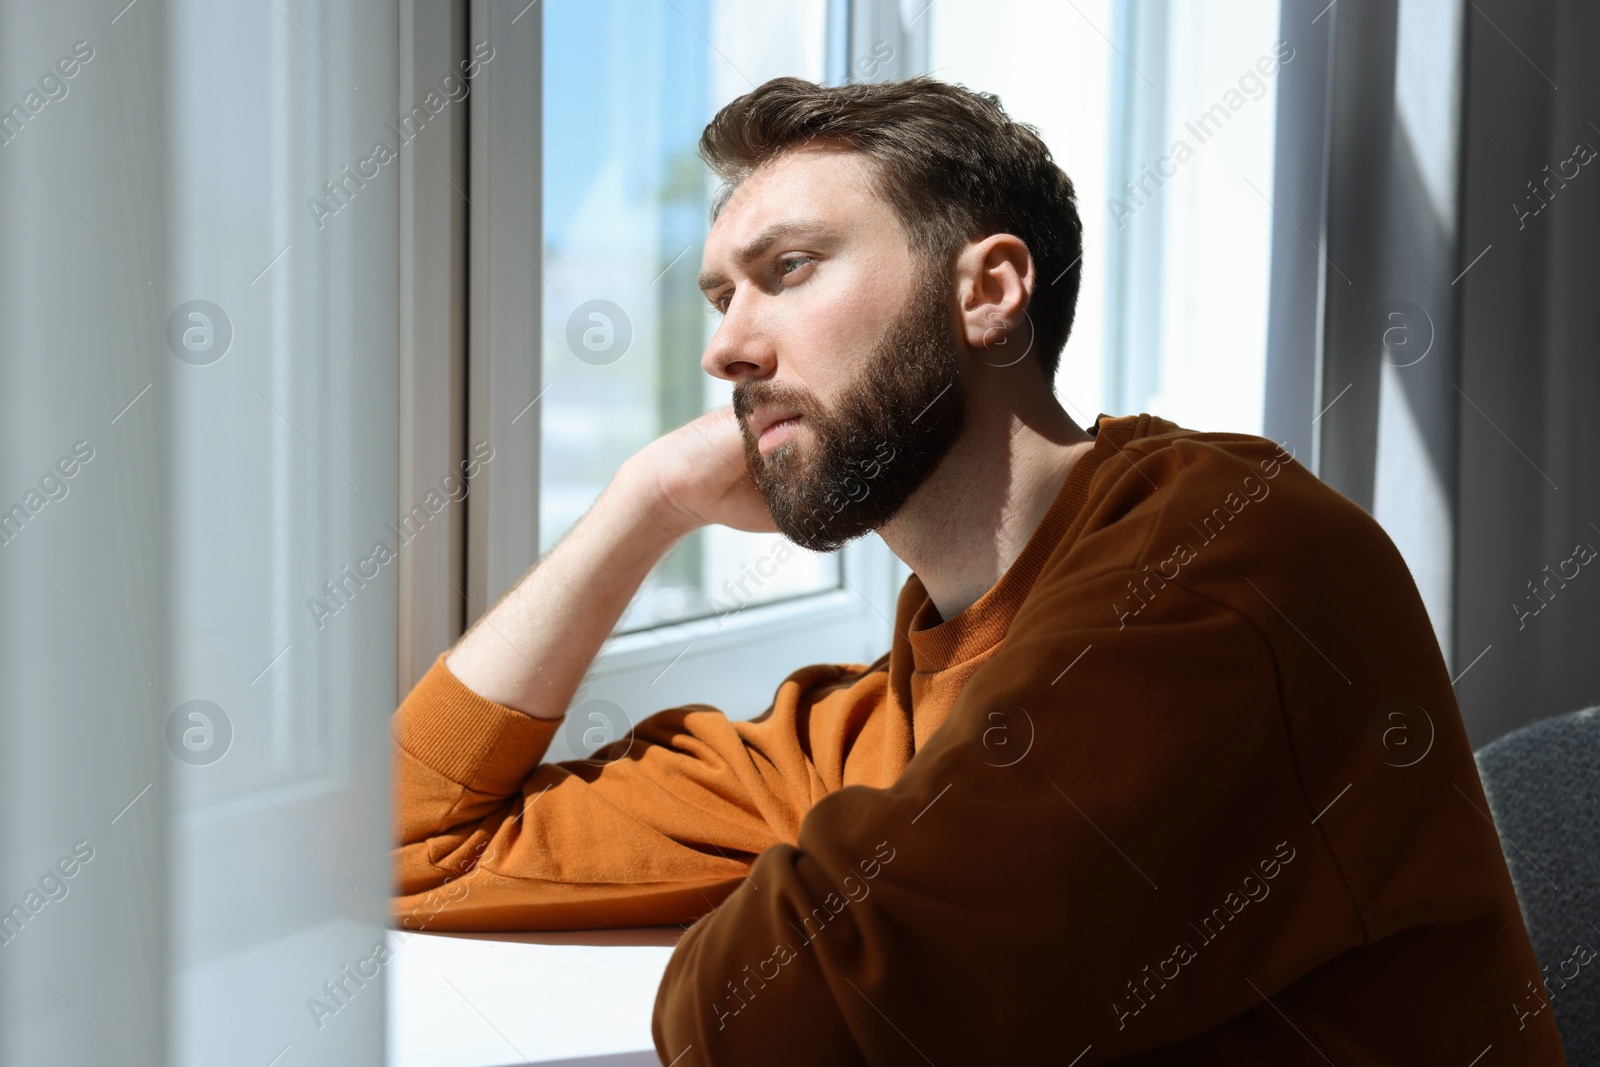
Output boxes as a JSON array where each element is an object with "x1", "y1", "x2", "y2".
[
  {"x1": 1267, "y1": 0, "x2": 1600, "y2": 748},
  {"x1": 1455, "y1": 0, "x2": 1600, "y2": 747}
]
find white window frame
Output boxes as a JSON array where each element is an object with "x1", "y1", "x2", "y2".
[
  {"x1": 398, "y1": 0, "x2": 470, "y2": 693},
  {"x1": 401, "y1": 0, "x2": 923, "y2": 749}
]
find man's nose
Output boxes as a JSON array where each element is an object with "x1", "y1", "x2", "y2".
[{"x1": 701, "y1": 300, "x2": 777, "y2": 382}]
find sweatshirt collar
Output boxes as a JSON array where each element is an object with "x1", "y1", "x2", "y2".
[{"x1": 901, "y1": 412, "x2": 1154, "y2": 673}]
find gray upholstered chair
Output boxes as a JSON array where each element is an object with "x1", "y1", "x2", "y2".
[{"x1": 1476, "y1": 706, "x2": 1600, "y2": 1065}]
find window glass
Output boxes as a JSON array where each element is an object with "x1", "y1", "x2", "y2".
[
  {"x1": 1147, "y1": 0, "x2": 1281, "y2": 434},
  {"x1": 542, "y1": 0, "x2": 839, "y2": 635},
  {"x1": 929, "y1": 0, "x2": 1280, "y2": 435},
  {"x1": 930, "y1": 0, "x2": 1116, "y2": 429}
]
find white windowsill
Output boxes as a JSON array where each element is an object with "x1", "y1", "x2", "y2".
[{"x1": 387, "y1": 927, "x2": 682, "y2": 1067}]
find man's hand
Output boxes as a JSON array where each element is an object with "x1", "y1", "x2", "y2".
[
  {"x1": 443, "y1": 404, "x2": 777, "y2": 719},
  {"x1": 629, "y1": 406, "x2": 778, "y2": 537}
]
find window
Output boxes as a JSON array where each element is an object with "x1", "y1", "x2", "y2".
[
  {"x1": 929, "y1": 0, "x2": 1282, "y2": 435},
  {"x1": 450, "y1": 0, "x2": 921, "y2": 763},
  {"x1": 456, "y1": 0, "x2": 1287, "y2": 763},
  {"x1": 540, "y1": 0, "x2": 840, "y2": 635}
]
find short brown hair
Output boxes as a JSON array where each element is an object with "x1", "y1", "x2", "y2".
[{"x1": 699, "y1": 75, "x2": 1084, "y2": 380}]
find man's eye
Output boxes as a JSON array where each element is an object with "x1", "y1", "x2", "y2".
[{"x1": 778, "y1": 255, "x2": 812, "y2": 277}]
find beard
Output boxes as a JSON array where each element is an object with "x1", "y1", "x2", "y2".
[{"x1": 732, "y1": 271, "x2": 966, "y2": 552}]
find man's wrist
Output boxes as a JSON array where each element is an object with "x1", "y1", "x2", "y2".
[{"x1": 612, "y1": 453, "x2": 702, "y2": 546}]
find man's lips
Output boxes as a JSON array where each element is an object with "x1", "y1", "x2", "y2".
[{"x1": 748, "y1": 408, "x2": 804, "y2": 453}]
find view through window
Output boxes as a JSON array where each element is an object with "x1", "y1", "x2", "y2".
[
  {"x1": 929, "y1": 0, "x2": 1281, "y2": 435},
  {"x1": 541, "y1": 0, "x2": 841, "y2": 635}
]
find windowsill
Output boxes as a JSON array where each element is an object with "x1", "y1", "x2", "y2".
[{"x1": 387, "y1": 927, "x2": 683, "y2": 1066}]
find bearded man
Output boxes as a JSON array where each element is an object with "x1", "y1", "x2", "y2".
[{"x1": 390, "y1": 76, "x2": 1562, "y2": 1065}]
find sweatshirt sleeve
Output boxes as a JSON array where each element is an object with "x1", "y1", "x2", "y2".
[
  {"x1": 651, "y1": 567, "x2": 1362, "y2": 1064},
  {"x1": 392, "y1": 651, "x2": 872, "y2": 933}
]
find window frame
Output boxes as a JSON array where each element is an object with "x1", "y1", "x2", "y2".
[
  {"x1": 400, "y1": 0, "x2": 919, "y2": 732},
  {"x1": 398, "y1": 0, "x2": 470, "y2": 693}
]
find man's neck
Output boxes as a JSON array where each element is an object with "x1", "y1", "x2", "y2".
[{"x1": 879, "y1": 386, "x2": 1097, "y2": 623}]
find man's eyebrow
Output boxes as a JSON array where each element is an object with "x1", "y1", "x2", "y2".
[{"x1": 697, "y1": 219, "x2": 837, "y2": 294}]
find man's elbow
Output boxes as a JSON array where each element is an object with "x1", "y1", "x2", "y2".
[{"x1": 651, "y1": 923, "x2": 868, "y2": 1067}]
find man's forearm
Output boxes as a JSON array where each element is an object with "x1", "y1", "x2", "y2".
[{"x1": 444, "y1": 459, "x2": 689, "y2": 719}]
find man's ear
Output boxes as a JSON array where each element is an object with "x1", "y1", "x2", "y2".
[{"x1": 954, "y1": 233, "x2": 1035, "y2": 352}]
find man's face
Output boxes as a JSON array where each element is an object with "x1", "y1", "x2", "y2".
[{"x1": 698, "y1": 144, "x2": 966, "y2": 551}]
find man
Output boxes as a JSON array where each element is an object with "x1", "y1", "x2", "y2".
[{"x1": 392, "y1": 77, "x2": 1564, "y2": 1064}]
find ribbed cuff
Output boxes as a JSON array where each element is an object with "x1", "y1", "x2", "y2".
[{"x1": 393, "y1": 652, "x2": 562, "y2": 795}]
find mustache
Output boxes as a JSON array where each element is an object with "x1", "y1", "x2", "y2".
[{"x1": 732, "y1": 380, "x2": 822, "y2": 425}]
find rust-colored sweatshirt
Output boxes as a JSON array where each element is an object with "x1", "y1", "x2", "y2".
[{"x1": 392, "y1": 413, "x2": 1566, "y2": 1065}]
